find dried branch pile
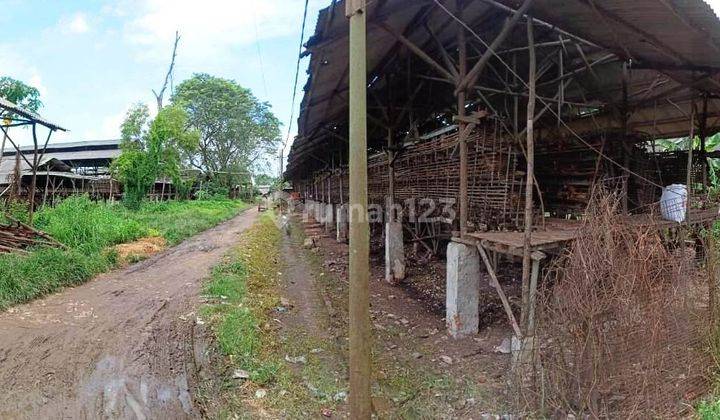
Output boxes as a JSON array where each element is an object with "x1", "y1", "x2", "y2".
[
  {"x1": 524, "y1": 194, "x2": 716, "y2": 418},
  {"x1": 0, "y1": 217, "x2": 65, "y2": 254}
]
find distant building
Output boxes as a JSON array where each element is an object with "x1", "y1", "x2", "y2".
[{"x1": 0, "y1": 139, "x2": 121, "y2": 202}]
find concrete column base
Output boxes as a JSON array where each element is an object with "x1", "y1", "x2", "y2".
[
  {"x1": 336, "y1": 204, "x2": 348, "y2": 242},
  {"x1": 385, "y1": 221, "x2": 405, "y2": 283},
  {"x1": 315, "y1": 201, "x2": 323, "y2": 223},
  {"x1": 324, "y1": 203, "x2": 334, "y2": 233},
  {"x1": 305, "y1": 200, "x2": 316, "y2": 223},
  {"x1": 446, "y1": 242, "x2": 480, "y2": 338}
]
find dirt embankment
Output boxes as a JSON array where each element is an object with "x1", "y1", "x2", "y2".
[{"x1": 0, "y1": 209, "x2": 257, "y2": 419}]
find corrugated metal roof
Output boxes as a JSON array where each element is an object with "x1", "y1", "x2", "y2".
[
  {"x1": 0, "y1": 140, "x2": 120, "y2": 184},
  {"x1": 287, "y1": 0, "x2": 720, "y2": 178},
  {"x1": 0, "y1": 97, "x2": 66, "y2": 131},
  {"x1": 0, "y1": 157, "x2": 71, "y2": 184}
]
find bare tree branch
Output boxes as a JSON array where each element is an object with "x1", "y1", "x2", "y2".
[{"x1": 153, "y1": 30, "x2": 181, "y2": 111}]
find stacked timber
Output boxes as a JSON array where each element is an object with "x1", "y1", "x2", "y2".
[
  {"x1": 0, "y1": 217, "x2": 65, "y2": 254},
  {"x1": 534, "y1": 133, "x2": 663, "y2": 216}
]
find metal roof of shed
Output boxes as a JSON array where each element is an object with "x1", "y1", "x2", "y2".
[{"x1": 287, "y1": 0, "x2": 720, "y2": 178}]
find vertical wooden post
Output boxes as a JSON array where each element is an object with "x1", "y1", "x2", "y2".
[
  {"x1": 700, "y1": 95, "x2": 709, "y2": 190},
  {"x1": 457, "y1": 0, "x2": 468, "y2": 236},
  {"x1": 387, "y1": 127, "x2": 394, "y2": 204},
  {"x1": 0, "y1": 130, "x2": 7, "y2": 175},
  {"x1": 686, "y1": 103, "x2": 696, "y2": 225},
  {"x1": 621, "y1": 62, "x2": 630, "y2": 214},
  {"x1": 28, "y1": 124, "x2": 39, "y2": 225},
  {"x1": 347, "y1": 0, "x2": 372, "y2": 417},
  {"x1": 42, "y1": 167, "x2": 50, "y2": 207},
  {"x1": 521, "y1": 17, "x2": 536, "y2": 333}
]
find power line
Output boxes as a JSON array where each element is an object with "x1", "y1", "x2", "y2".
[
  {"x1": 280, "y1": 0, "x2": 311, "y2": 176},
  {"x1": 252, "y1": 10, "x2": 269, "y2": 98}
]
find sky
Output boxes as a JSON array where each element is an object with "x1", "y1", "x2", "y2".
[
  {"x1": 1, "y1": 0, "x2": 326, "y2": 173},
  {"x1": 3, "y1": 0, "x2": 720, "y2": 174}
]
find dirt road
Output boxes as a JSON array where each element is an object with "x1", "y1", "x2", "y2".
[{"x1": 0, "y1": 208, "x2": 257, "y2": 419}]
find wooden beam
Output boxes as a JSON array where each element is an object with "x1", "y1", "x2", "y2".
[
  {"x1": 375, "y1": 21, "x2": 456, "y2": 83},
  {"x1": 425, "y1": 22, "x2": 460, "y2": 80},
  {"x1": 478, "y1": 0, "x2": 598, "y2": 48},
  {"x1": 477, "y1": 244, "x2": 523, "y2": 338},
  {"x1": 455, "y1": 0, "x2": 535, "y2": 95}
]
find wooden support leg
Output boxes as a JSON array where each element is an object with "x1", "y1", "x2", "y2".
[
  {"x1": 526, "y1": 258, "x2": 541, "y2": 333},
  {"x1": 477, "y1": 244, "x2": 523, "y2": 338}
]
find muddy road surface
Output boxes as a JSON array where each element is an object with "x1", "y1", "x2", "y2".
[{"x1": 0, "y1": 209, "x2": 257, "y2": 419}]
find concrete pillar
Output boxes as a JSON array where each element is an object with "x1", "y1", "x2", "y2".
[
  {"x1": 446, "y1": 242, "x2": 480, "y2": 338},
  {"x1": 324, "y1": 203, "x2": 334, "y2": 234},
  {"x1": 337, "y1": 204, "x2": 349, "y2": 242},
  {"x1": 315, "y1": 201, "x2": 323, "y2": 223},
  {"x1": 306, "y1": 200, "x2": 316, "y2": 223},
  {"x1": 385, "y1": 221, "x2": 405, "y2": 283}
]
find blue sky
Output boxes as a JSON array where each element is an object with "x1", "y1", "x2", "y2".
[
  {"x1": 4, "y1": 0, "x2": 720, "y2": 172},
  {"x1": 1, "y1": 0, "x2": 327, "y2": 172}
]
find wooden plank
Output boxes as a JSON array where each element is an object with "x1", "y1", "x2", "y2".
[{"x1": 477, "y1": 243, "x2": 523, "y2": 338}]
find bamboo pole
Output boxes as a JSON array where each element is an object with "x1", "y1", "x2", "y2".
[
  {"x1": 686, "y1": 103, "x2": 696, "y2": 225},
  {"x1": 521, "y1": 17, "x2": 536, "y2": 333},
  {"x1": 700, "y1": 95, "x2": 708, "y2": 190},
  {"x1": 347, "y1": 0, "x2": 372, "y2": 417}
]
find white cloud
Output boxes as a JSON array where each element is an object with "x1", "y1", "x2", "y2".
[
  {"x1": 0, "y1": 45, "x2": 46, "y2": 97},
  {"x1": 120, "y1": 0, "x2": 324, "y2": 63},
  {"x1": 59, "y1": 12, "x2": 91, "y2": 35}
]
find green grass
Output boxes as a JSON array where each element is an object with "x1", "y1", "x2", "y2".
[
  {"x1": 201, "y1": 213, "x2": 349, "y2": 418},
  {"x1": 0, "y1": 196, "x2": 247, "y2": 309},
  {"x1": 201, "y1": 212, "x2": 283, "y2": 386},
  {"x1": 698, "y1": 398, "x2": 720, "y2": 420}
]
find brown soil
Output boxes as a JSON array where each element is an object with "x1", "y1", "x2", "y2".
[
  {"x1": 0, "y1": 209, "x2": 258, "y2": 419},
  {"x1": 298, "y1": 218, "x2": 514, "y2": 416}
]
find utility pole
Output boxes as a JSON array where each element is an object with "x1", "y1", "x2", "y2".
[{"x1": 347, "y1": 0, "x2": 372, "y2": 418}]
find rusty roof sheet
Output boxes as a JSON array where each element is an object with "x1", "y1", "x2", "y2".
[{"x1": 288, "y1": 0, "x2": 720, "y2": 178}]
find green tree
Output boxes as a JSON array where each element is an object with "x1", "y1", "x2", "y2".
[
  {"x1": 0, "y1": 77, "x2": 41, "y2": 112},
  {"x1": 171, "y1": 73, "x2": 281, "y2": 188},
  {"x1": 112, "y1": 103, "x2": 199, "y2": 208}
]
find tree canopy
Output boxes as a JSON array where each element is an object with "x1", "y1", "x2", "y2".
[
  {"x1": 171, "y1": 73, "x2": 281, "y2": 187},
  {"x1": 0, "y1": 77, "x2": 42, "y2": 112},
  {"x1": 112, "y1": 103, "x2": 199, "y2": 207}
]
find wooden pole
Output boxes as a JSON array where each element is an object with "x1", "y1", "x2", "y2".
[
  {"x1": 621, "y1": 62, "x2": 630, "y2": 214},
  {"x1": 455, "y1": 0, "x2": 535, "y2": 94},
  {"x1": 521, "y1": 17, "x2": 536, "y2": 333},
  {"x1": 387, "y1": 124, "x2": 395, "y2": 220},
  {"x1": 42, "y1": 167, "x2": 50, "y2": 208},
  {"x1": 28, "y1": 124, "x2": 39, "y2": 225},
  {"x1": 477, "y1": 243, "x2": 523, "y2": 338},
  {"x1": 457, "y1": 0, "x2": 469, "y2": 237},
  {"x1": 686, "y1": 103, "x2": 696, "y2": 225},
  {"x1": 347, "y1": 0, "x2": 372, "y2": 417},
  {"x1": 700, "y1": 95, "x2": 709, "y2": 190},
  {"x1": 0, "y1": 130, "x2": 7, "y2": 176}
]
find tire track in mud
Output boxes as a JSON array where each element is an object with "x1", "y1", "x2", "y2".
[{"x1": 0, "y1": 208, "x2": 257, "y2": 419}]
